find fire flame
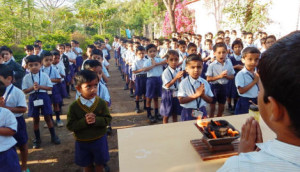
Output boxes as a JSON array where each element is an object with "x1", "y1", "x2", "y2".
[{"x1": 196, "y1": 116, "x2": 208, "y2": 128}]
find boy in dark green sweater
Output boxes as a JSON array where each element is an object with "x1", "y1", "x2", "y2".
[{"x1": 67, "y1": 70, "x2": 112, "y2": 172}]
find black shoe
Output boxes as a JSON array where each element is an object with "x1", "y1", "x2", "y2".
[
  {"x1": 51, "y1": 135, "x2": 61, "y2": 145},
  {"x1": 32, "y1": 139, "x2": 41, "y2": 149},
  {"x1": 148, "y1": 115, "x2": 157, "y2": 123},
  {"x1": 135, "y1": 108, "x2": 142, "y2": 113},
  {"x1": 124, "y1": 85, "x2": 129, "y2": 90},
  {"x1": 107, "y1": 126, "x2": 112, "y2": 135},
  {"x1": 155, "y1": 114, "x2": 163, "y2": 121}
]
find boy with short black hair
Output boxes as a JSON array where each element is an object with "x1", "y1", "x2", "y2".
[
  {"x1": 178, "y1": 54, "x2": 213, "y2": 120},
  {"x1": 67, "y1": 70, "x2": 112, "y2": 172},
  {"x1": 234, "y1": 47, "x2": 260, "y2": 115},
  {"x1": 218, "y1": 31, "x2": 300, "y2": 172},
  {"x1": 22, "y1": 55, "x2": 60, "y2": 148},
  {"x1": 206, "y1": 43, "x2": 235, "y2": 118}
]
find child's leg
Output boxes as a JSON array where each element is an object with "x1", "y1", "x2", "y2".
[
  {"x1": 172, "y1": 113, "x2": 178, "y2": 122},
  {"x1": 209, "y1": 104, "x2": 216, "y2": 118},
  {"x1": 44, "y1": 115, "x2": 60, "y2": 144},
  {"x1": 143, "y1": 95, "x2": 146, "y2": 109},
  {"x1": 95, "y1": 164, "x2": 104, "y2": 172},
  {"x1": 84, "y1": 164, "x2": 94, "y2": 172},
  {"x1": 163, "y1": 116, "x2": 169, "y2": 124},
  {"x1": 217, "y1": 103, "x2": 225, "y2": 117},
  {"x1": 227, "y1": 97, "x2": 232, "y2": 109},
  {"x1": 18, "y1": 144, "x2": 28, "y2": 171},
  {"x1": 154, "y1": 97, "x2": 162, "y2": 120},
  {"x1": 53, "y1": 103, "x2": 60, "y2": 120},
  {"x1": 146, "y1": 97, "x2": 152, "y2": 117},
  {"x1": 33, "y1": 116, "x2": 40, "y2": 139}
]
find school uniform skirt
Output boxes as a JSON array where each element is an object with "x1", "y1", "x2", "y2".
[
  {"x1": 28, "y1": 92, "x2": 53, "y2": 117},
  {"x1": 0, "y1": 147, "x2": 21, "y2": 172},
  {"x1": 75, "y1": 135, "x2": 109, "y2": 167},
  {"x1": 135, "y1": 74, "x2": 147, "y2": 96},
  {"x1": 146, "y1": 77, "x2": 162, "y2": 98},
  {"x1": 13, "y1": 116, "x2": 28, "y2": 147},
  {"x1": 181, "y1": 107, "x2": 207, "y2": 121},
  {"x1": 51, "y1": 84, "x2": 63, "y2": 104},
  {"x1": 160, "y1": 89, "x2": 182, "y2": 117},
  {"x1": 234, "y1": 97, "x2": 257, "y2": 115}
]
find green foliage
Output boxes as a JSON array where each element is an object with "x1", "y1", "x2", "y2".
[{"x1": 223, "y1": 0, "x2": 271, "y2": 33}]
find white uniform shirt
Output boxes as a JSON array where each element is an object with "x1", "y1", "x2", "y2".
[
  {"x1": 143, "y1": 57, "x2": 165, "y2": 77},
  {"x1": 0, "y1": 107, "x2": 17, "y2": 152},
  {"x1": 79, "y1": 96, "x2": 95, "y2": 108},
  {"x1": 42, "y1": 65, "x2": 61, "y2": 85},
  {"x1": 53, "y1": 63, "x2": 66, "y2": 82},
  {"x1": 132, "y1": 57, "x2": 147, "y2": 75},
  {"x1": 206, "y1": 59, "x2": 235, "y2": 85},
  {"x1": 162, "y1": 66, "x2": 179, "y2": 90},
  {"x1": 235, "y1": 67, "x2": 259, "y2": 98},
  {"x1": 64, "y1": 51, "x2": 77, "y2": 65},
  {"x1": 178, "y1": 76, "x2": 213, "y2": 109},
  {"x1": 3, "y1": 84, "x2": 27, "y2": 117},
  {"x1": 97, "y1": 81, "x2": 110, "y2": 104},
  {"x1": 22, "y1": 71, "x2": 53, "y2": 94},
  {"x1": 218, "y1": 139, "x2": 300, "y2": 172}
]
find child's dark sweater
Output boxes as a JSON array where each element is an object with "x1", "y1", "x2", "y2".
[{"x1": 67, "y1": 96, "x2": 112, "y2": 141}]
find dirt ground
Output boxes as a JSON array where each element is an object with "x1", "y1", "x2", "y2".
[{"x1": 22, "y1": 55, "x2": 232, "y2": 172}]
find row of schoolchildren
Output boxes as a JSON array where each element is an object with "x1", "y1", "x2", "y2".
[
  {"x1": 111, "y1": 30, "x2": 276, "y2": 124},
  {"x1": 0, "y1": 38, "x2": 114, "y2": 171}
]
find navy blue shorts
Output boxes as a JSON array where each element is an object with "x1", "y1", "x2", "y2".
[
  {"x1": 135, "y1": 75, "x2": 147, "y2": 96},
  {"x1": 181, "y1": 107, "x2": 207, "y2": 121},
  {"x1": 51, "y1": 84, "x2": 63, "y2": 104},
  {"x1": 13, "y1": 116, "x2": 28, "y2": 147},
  {"x1": 146, "y1": 77, "x2": 162, "y2": 99},
  {"x1": 234, "y1": 97, "x2": 257, "y2": 115},
  {"x1": 211, "y1": 84, "x2": 227, "y2": 104},
  {"x1": 75, "y1": 135, "x2": 109, "y2": 167},
  {"x1": 0, "y1": 147, "x2": 21, "y2": 172},
  {"x1": 28, "y1": 92, "x2": 53, "y2": 117},
  {"x1": 160, "y1": 89, "x2": 182, "y2": 117}
]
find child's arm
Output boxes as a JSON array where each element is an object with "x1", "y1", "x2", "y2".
[
  {"x1": 51, "y1": 78, "x2": 61, "y2": 83},
  {"x1": 2, "y1": 106, "x2": 27, "y2": 114},
  {"x1": 164, "y1": 71, "x2": 184, "y2": 88},
  {"x1": 207, "y1": 71, "x2": 227, "y2": 82},
  {"x1": 37, "y1": 85, "x2": 52, "y2": 91},
  {"x1": 23, "y1": 87, "x2": 35, "y2": 94},
  {"x1": 225, "y1": 74, "x2": 234, "y2": 80},
  {"x1": 179, "y1": 84, "x2": 206, "y2": 104},
  {"x1": 237, "y1": 72, "x2": 259, "y2": 94},
  {"x1": 0, "y1": 127, "x2": 16, "y2": 136}
]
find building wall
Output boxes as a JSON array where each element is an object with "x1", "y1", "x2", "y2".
[{"x1": 187, "y1": 0, "x2": 300, "y2": 38}]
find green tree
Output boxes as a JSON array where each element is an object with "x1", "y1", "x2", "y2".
[{"x1": 223, "y1": 0, "x2": 271, "y2": 33}]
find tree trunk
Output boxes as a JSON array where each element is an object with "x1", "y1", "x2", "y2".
[{"x1": 163, "y1": 0, "x2": 177, "y2": 33}]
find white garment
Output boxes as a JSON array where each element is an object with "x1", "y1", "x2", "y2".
[{"x1": 218, "y1": 139, "x2": 300, "y2": 172}]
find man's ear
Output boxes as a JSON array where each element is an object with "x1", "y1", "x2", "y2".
[{"x1": 268, "y1": 96, "x2": 285, "y2": 122}]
